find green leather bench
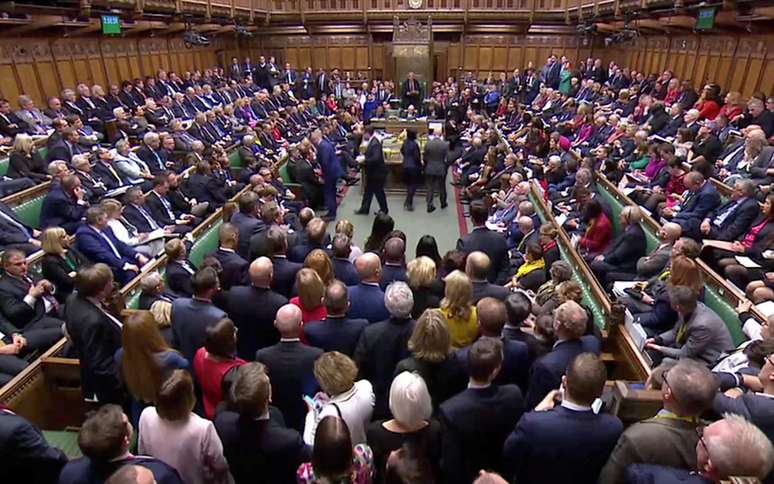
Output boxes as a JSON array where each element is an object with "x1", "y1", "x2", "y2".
[
  {"x1": 596, "y1": 184, "x2": 660, "y2": 253},
  {"x1": 0, "y1": 157, "x2": 8, "y2": 177},
  {"x1": 228, "y1": 147, "x2": 244, "y2": 170},
  {"x1": 189, "y1": 221, "x2": 223, "y2": 268},
  {"x1": 12, "y1": 194, "x2": 46, "y2": 228},
  {"x1": 43, "y1": 430, "x2": 82, "y2": 458}
]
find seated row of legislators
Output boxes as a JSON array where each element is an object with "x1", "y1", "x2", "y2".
[{"x1": 0, "y1": 52, "x2": 773, "y2": 484}]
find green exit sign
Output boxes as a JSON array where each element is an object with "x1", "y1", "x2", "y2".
[{"x1": 102, "y1": 15, "x2": 121, "y2": 35}]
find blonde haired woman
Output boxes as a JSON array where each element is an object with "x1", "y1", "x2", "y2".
[
  {"x1": 304, "y1": 351, "x2": 374, "y2": 446},
  {"x1": 407, "y1": 256, "x2": 444, "y2": 318},
  {"x1": 304, "y1": 248, "x2": 334, "y2": 286},
  {"x1": 335, "y1": 219, "x2": 363, "y2": 262},
  {"x1": 9, "y1": 132, "x2": 49, "y2": 182},
  {"x1": 440, "y1": 270, "x2": 478, "y2": 349},
  {"x1": 41, "y1": 227, "x2": 87, "y2": 304},
  {"x1": 290, "y1": 268, "x2": 327, "y2": 325},
  {"x1": 395, "y1": 308, "x2": 467, "y2": 410}
]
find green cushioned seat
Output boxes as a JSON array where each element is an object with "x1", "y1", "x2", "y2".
[
  {"x1": 228, "y1": 148, "x2": 243, "y2": 169},
  {"x1": 704, "y1": 286, "x2": 747, "y2": 346},
  {"x1": 279, "y1": 162, "x2": 293, "y2": 184},
  {"x1": 43, "y1": 430, "x2": 82, "y2": 458},
  {"x1": 38, "y1": 147, "x2": 48, "y2": 162},
  {"x1": 189, "y1": 222, "x2": 223, "y2": 268},
  {"x1": 12, "y1": 195, "x2": 46, "y2": 228},
  {"x1": 124, "y1": 268, "x2": 167, "y2": 310},
  {"x1": 0, "y1": 157, "x2": 8, "y2": 177},
  {"x1": 597, "y1": 185, "x2": 623, "y2": 235}
]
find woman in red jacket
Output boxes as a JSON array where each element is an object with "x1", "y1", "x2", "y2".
[
  {"x1": 579, "y1": 198, "x2": 613, "y2": 260},
  {"x1": 718, "y1": 91, "x2": 744, "y2": 121},
  {"x1": 694, "y1": 84, "x2": 721, "y2": 120}
]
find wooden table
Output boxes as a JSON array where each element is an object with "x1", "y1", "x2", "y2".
[{"x1": 369, "y1": 118, "x2": 440, "y2": 136}]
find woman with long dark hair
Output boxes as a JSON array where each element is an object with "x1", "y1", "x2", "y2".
[
  {"x1": 297, "y1": 416, "x2": 374, "y2": 483},
  {"x1": 364, "y1": 213, "x2": 395, "y2": 253},
  {"x1": 415, "y1": 235, "x2": 442, "y2": 267}
]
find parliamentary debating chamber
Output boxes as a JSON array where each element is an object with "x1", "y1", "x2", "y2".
[{"x1": 0, "y1": 0, "x2": 773, "y2": 483}]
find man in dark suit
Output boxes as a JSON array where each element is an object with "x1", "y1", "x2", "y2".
[
  {"x1": 231, "y1": 191, "x2": 264, "y2": 259},
  {"x1": 165, "y1": 240, "x2": 195, "y2": 298},
  {"x1": 330, "y1": 234, "x2": 359, "y2": 286},
  {"x1": 249, "y1": 202, "x2": 286, "y2": 261},
  {"x1": 256, "y1": 304, "x2": 323, "y2": 432},
  {"x1": 523, "y1": 68, "x2": 541, "y2": 105},
  {"x1": 525, "y1": 301, "x2": 602, "y2": 409},
  {"x1": 631, "y1": 222, "x2": 681, "y2": 281},
  {"x1": 144, "y1": 175, "x2": 195, "y2": 234},
  {"x1": 0, "y1": 200, "x2": 40, "y2": 254},
  {"x1": 209, "y1": 223, "x2": 249, "y2": 291},
  {"x1": 0, "y1": 250, "x2": 64, "y2": 341},
  {"x1": 697, "y1": 179, "x2": 760, "y2": 241},
  {"x1": 355, "y1": 126, "x2": 389, "y2": 215},
  {"x1": 625, "y1": 415, "x2": 774, "y2": 484},
  {"x1": 261, "y1": 227, "x2": 302, "y2": 299},
  {"x1": 0, "y1": 98, "x2": 29, "y2": 137},
  {"x1": 504, "y1": 353, "x2": 623, "y2": 484},
  {"x1": 380, "y1": 237, "x2": 408, "y2": 290},
  {"x1": 40, "y1": 174, "x2": 89, "y2": 235},
  {"x1": 226, "y1": 257, "x2": 288, "y2": 360},
  {"x1": 457, "y1": 201, "x2": 510, "y2": 284},
  {"x1": 58, "y1": 404, "x2": 184, "y2": 484},
  {"x1": 401, "y1": 72, "x2": 422, "y2": 109},
  {"x1": 354, "y1": 281, "x2": 415, "y2": 418},
  {"x1": 122, "y1": 187, "x2": 165, "y2": 235},
  {"x1": 347, "y1": 253, "x2": 390, "y2": 323},
  {"x1": 440, "y1": 338, "x2": 524, "y2": 484},
  {"x1": 46, "y1": 127, "x2": 82, "y2": 164},
  {"x1": 599, "y1": 359, "x2": 718, "y2": 484},
  {"x1": 423, "y1": 129, "x2": 450, "y2": 211},
  {"x1": 75, "y1": 207, "x2": 148, "y2": 285},
  {"x1": 136, "y1": 131, "x2": 169, "y2": 175},
  {"x1": 663, "y1": 171, "x2": 721, "y2": 238},
  {"x1": 287, "y1": 217, "x2": 327, "y2": 263},
  {"x1": 0, "y1": 409, "x2": 68, "y2": 482},
  {"x1": 64, "y1": 264, "x2": 124, "y2": 404},
  {"x1": 311, "y1": 129, "x2": 341, "y2": 221},
  {"x1": 215, "y1": 362, "x2": 311, "y2": 484},
  {"x1": 466, "y1": 252, "x2": 509, "y2": 302},
  {"x1": 171, "y1": 267, "x2": 227, "y2": 362},
  {"x1": 305, "y1": 281, "x2": 368, "y2": 357},
  {"x1": 590, "y1": 208, "x2": 648, "y2": 288},
  {"x1": 456, "y1": 297, "x2": 530, "y2": 391}
]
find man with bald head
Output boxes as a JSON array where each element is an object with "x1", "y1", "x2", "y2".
[
  {"x1": 347, "y1": 253, "x2": 390, "y2": 323},
  {"x1": 631, "y1": 221, "x2": 682, "y2": 281},
  {"x1": 304, "y1": 281, "x2": 368, "y2": 356},
  {"x1": 467, "y1": 251, "x2": 509, "y2": 302},
  {"x1": 256, "y1": 304, "x2": 323, "y2": 431},
  {"x1": 379, "y1": 237, "x2": 408, "y2": 289},
  {"x1": 662, "y1": 171, "x2": 721, "y2": 235},
  {"x1": 226, "y1": 257, "x2": 288, "y2": 359}
]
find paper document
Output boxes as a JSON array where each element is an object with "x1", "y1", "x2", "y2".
[
  {"x1": 756, "y1": 301, "x2": 774, "y2": 318},
  {"x1": 735, "y1": 256, "x2": 761, "y2": 269},
  {"x1": 701, "y1": 240, "x2": 736, "y2": 252},
  {"x1": 554, "y1": 213, "x2": 567, "y2": 226}
]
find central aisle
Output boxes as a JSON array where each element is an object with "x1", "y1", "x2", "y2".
[{"x1": 332, "y1": 175, "x2": 466, "y2": 257}]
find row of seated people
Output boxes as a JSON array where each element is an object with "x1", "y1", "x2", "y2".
[{"x1": 3, "y1": 198, "x2": 774, "y2": 484}]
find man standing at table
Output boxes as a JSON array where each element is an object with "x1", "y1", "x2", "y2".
[
  {"x1": 402, "y1": 72, "x2": 422, "y2": 110},
  {"x1": 311, "y1": 129, "x2": 341, "y2": 222},
  {"x1": 355, "y1": 126, "x2": 388, "y2": 216}
]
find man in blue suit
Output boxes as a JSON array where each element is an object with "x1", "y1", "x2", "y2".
[
  {"x1": 40, "y1": 174, "x2": 89, "y2": 235},
  {"x1": 663, "y1": 171, "x2": 721, "y2": 238},
  {"x1": 625, "y1": 415, "x2": 774, "y2": 484},
  {"x1": 525, "y1": 300, "x2": 601, "y2": 409},
  {"x1": 331, "y1": 234, "x2": 360, "y2": 286},
  {"x1": 0, "y1": 409, "x2": 67, "y2": 482},
  {"x1": 311, "y1": 129, "x2": 341, "y2": 221},
  {"x1": 347, "y1": 252, "x2": 390, "y2": 323},
  {"x1": 171, "y1": 267, "x2": 227, "y2": 362},
  {"x1": 75, "y1": 207, "x2": 148, "y2": 285},
  {"x1": 503, "y1": 353, "x2": 623, "y2": 484},
  {"x1": 304, "y1": 281, "x2": 368, "y2": 356},
  {"x1": 439, "y1": 338, "x2": 524, "y2": 484},
  {"x1": 696, "y1": 178, "x2": 760, "y2": 241},
  {"x1": 230, "y1": 191, "x2": 264, "y2": 259}
]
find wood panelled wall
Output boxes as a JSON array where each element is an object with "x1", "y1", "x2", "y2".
[
  {"x1": 600, "y1": 34, "x2": 774, "y2": 97},
  {"x1": 0, "y1": 37, "x2": 228, "y2": 108}
]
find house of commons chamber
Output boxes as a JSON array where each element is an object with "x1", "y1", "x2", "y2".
[{"x1": 0, "y1": 0, "x2": 773, "y2": 483}]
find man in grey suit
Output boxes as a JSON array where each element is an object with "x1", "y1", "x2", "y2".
[
  {"x1": 171, "y1": 267, "x2": 227, "y2": 361},
  {"x1": 15, "y1": 95, "x2": 52, "y2": 135},
  {"x1": 423, "y1": 129, "x2": 449, "y2": 212},
  {"x1": 633, "y1": 222, "x2": 681, "y2": 281},
  {"x1": 598, "y1": 359, "x2": 717, "y2": 484},
  {"x1": 645, "y1": 285, "x2": 733, "y2": 366}
]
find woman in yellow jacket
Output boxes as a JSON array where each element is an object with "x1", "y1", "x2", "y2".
[{"x1": 439, "y1": 270, "x2": 479, "y2": 349}]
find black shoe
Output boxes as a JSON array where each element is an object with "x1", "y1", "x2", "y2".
[
  {"x1": 406, "y1": 204, "x2": 414, "y2": 211},
  {"x1": 354, "y1": 209, "x2": 369, "y2": 215},
  {"x1": 427, "y1": 205, "x2": 436, "y2": 213},
  {"x1": 441, "y1": 203, "x2": 448, "y2": 209}
]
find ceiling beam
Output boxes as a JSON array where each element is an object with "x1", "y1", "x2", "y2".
[
  {"x1": 65, "y1": 18, "x2": 102, "y2": 37},
  {"x1": 2, "y1": 14, "x2": 62, "y2": 36}
]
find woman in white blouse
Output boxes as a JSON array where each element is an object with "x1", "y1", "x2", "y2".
[
  {"x1": 100, "y1": 198, "x2": 162, "y2": 257},
  {"x1": 139, "y1": 369, "x2": 232, "y2": 484},
  {"x1": 303, "y1": 351, "x2": 374, "y2": 446}
]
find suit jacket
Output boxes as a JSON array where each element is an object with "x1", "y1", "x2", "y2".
[
  {"x1": 171, "y1": 297, "x2": 228, "y2": 361},
  {"x1": 673, "y1": 182, "x2": 721, "y2": 225},
  {"x1": 92, "y1": 162, "x2": 126, "y2": 190},
  {"x1": 624, "y1": 464, "x2": 711, "y2": 484},
  {"x1": 380, "y1": 264, "x2": 408, "y2": 290},
  {"x1": 471, "y1": 280, "x2": 510, "y2": 303},
  {"x1": 347, "y1": 282, "x2": 389, "y2": 323},
  {"x1": 503, "y1": 405, "x2": 623, "y2": 484},
  {"x1": 41, "y1": 250, "x2": 87, "y2": 304},
  {"x1": 423, "y1": 137, "x2": 450, "y2": 177},
  {"x1": 525, "y1": 336, "x2": 602, "y2": 409},
  {"x1": 657, "y1": 301, "x2": 733, "y2": 365},
  {"x1": 136, "y1": 145, "x2": 167, "y2": 175},
  {"x1": 0, "y1": 201, "x2": 33, "y2": 249},
  {"x1": 457, "y1": 227, "x2": 510, "y2": 283},
  {"x1": 64, "y1": 293, "x2": 123, "y2": 403},
  {"x1": 74, "y1": 225, "x2": 138, "y2": 284},
  {"x1": 8, "y1": 151, "x2": 48, "y2": 182},
  {"x1": 603, "y1": 225, "x2": 647, "y2": 274},
  {"x1": 166, "y1": 260, "x2": 195, "y2": 297},
  {"x1": 636, "y1": 243, "x2": 673, "y2": 279},
  {"x1": 363, "y1": 137, "x2": 387, "y2": 182},
  {"x1": 256, "y1": 341, "x2": 323, "y2": 432},
  {"x1": 40, "y1": 184, "x2": 87, "y2": 234},
  {"x1": 332, "y1": 257, "x2": 360, "y2": 286},
  {"x1": 0, "y1": 274, "x2": 51, "y2": 328},
  {"x1": 439, "y1": 385, "x2": 524, "y2": 484},
  {"x1": 598, "y1": 414, "x2": 702, "y2": 484},
  {"x1": 226, "y1": 285, "x2": 287, "y2": 359},
  {"x1": 0, "y1": 111, "x2": 28, "y2": 137},
  {"x1": 215, "y1": 406, "x2": 310, "y2": 484},
  {"x1": 231, "y1": 212, "x2": 264, "y2": 259},
  {"x1": 317, "y1": 139, "x2": 341, "y2": 183},
  {"x1": 211, "y1": 248, "x2": 248, "y2": 291},
  {"x1": 58, "y1": 455, "x2": 184, "y2": 484},
  {"x1": 287, "y1": 240, "x2": 324, "y2": 264},
  {"x1": 456, "y1": 336, "x2": 531, "y2": 390},
  {"x1": 0, "y1": 410, "x2": 67, "y2": 483},
  {"x1": 186, "y1": 173, "x2": 227, "y2": 207},
  {"x1": 713, "y1": 391, "x2": 774, "y2": 444},
  {"x1": 707, "y1": 197, "x2": 760, "y2": 241},
  {"x1": 123, "y1": 204, "x2": 162, "y2": 234},
  {"x1": 145, "y1": 190, "x2": 180, "y2": 228},
  {"x1": 354, "y1": 317, "x2": 415, "y2": 418},
  {"x1": 303, "y1": 315, "x2": 368, "y2": 357}
]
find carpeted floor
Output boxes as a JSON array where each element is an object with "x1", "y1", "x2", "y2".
[{"x1": 331, "y1": 174, "x2": 467, "y2": 257}]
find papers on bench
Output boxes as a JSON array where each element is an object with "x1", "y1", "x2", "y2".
[
  {"x1": 105, "y1": 186, "x2": 131, "y2": 198},
  {"x1": 735, "y1": 256, "x2": 762, "y2": 269},
  {"x1": 701, "y1": 239, "x2": 736, "y2": 252},
  {"x1": 485, "y1": 221, "x2": 507, "y2": 233},
  {"x1": 624, "y1": 309, "x2": 653, "y2": 366},
  {"x1": 554, "y1": 213, "x2": 568, "y2": 227},
  {"x1": 131, "y1": 228, "x2": 168, "y2": 246},
  {"x1": 757, "y1": 300, "x2": 774, "y2": 318}
]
